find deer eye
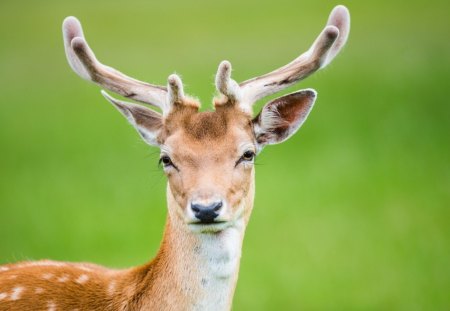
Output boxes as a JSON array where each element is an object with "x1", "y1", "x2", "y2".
[
  {"x1": 242, "y1": 150, "x2": 255, "y2": 161},
  {"x1": 236, "y1": 150, "x2": 255, "y2": 166},
  {"x1": 159, "y1": 155, "x2": 173, "y2": 167}
]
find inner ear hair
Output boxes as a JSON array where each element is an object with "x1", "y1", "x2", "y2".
[
  {"x1": 253, "y1": 89, "x2": 317, "y2": 147},
  {"x1": 102, "y1": 91, "x2": 163, "y2": 146}
]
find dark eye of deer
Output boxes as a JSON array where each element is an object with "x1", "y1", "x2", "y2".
[
  {"x1": 160, "y1": 155, "x2": 172, "y2": 167},
  {"x1": 242, "y1": 151, "x2": 255, "y2": 161}
]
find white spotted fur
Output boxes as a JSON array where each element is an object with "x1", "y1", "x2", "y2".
[
  {"x1": 10, "y1": 287, "x2": 24, "y2": 301},
  {"x1": 75, "y1": 274, "x2": 89, "y2": 284}
]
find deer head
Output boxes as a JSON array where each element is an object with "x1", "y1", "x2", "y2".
[{"x1": 62, "y1": 6, "x2": 350, "y2": 234}]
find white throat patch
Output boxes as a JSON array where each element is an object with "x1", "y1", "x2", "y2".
[{"x1": 194, "y1": 222, "x2": 243, "y2": 311}]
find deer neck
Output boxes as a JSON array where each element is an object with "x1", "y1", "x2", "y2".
[{"x1": 135, "y1": 179, "x2": 255, "y2": 311}]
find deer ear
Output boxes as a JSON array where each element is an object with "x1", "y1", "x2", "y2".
[
  {"x1": 252, "y1": 89, "x2": 317, "y2": 148},
  {"x1": 101, "y1": 91, "x2": 163, "y2": 146}
]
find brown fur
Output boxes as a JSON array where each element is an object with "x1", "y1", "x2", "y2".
[
  {"x1": 0, "y1": 91, "x2": 315, "y2": 310},
  {"x1": 0, "y1": 103, "x2": 257, "y2": 311},
  {"x1": 0, "y1": 90, "x2": 317, "y2": 310},
  {"x1": 16, "y1": 5, "x2": 349, "y2": 309}
]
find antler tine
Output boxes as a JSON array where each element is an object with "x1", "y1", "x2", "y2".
[
  {"x1": 238, "y1": 5, "x2": 350, "y2": 107},
  {"x1": 215, "y1": 61, "x2": 242, "y2": 101},
  {"x1": 215, "y1": 60, "x2": 251, "y2": 113},
  {"x1": 322, "y1": 5, "x2": 351, "y2": 67},
  {"x1": 62, "y1": 16, "x2": 168, "y2": 110},
  {"x1": 167, "y1": 74, "x2": 185, "y2": 108}
]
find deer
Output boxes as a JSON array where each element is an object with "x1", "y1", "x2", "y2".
[{"x1": 0, "y1": 5, "x2": 350, "y2": 311}]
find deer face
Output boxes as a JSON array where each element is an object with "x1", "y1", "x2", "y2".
[
  {"x1": 160, "y1": 105, "x2": 256, "y2": 231},
  {"x1": 63, "y1": 5, "x2": 349, "y2": 232}
]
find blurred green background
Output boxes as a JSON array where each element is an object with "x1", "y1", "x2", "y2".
[{"x1": 0, "y1": 0, "x2": 449, "y2": 309}]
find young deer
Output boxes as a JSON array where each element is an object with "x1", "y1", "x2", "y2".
[{"x1": 0, "y1": 6, "x2": 350, "y2": 311}]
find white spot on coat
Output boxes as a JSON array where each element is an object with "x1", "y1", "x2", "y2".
[
  {"x1": 47, "y1": 301, "x2": 56, "y2": 311},
  {"x1": 76, "y1": 274, "x2": 89, "y2": 284},
  {"x1": 42, "y1": 273, "x2": 53, "y2": 280},
  {"x1": 107, "y1": 280, "x2": 116, "y2": 295},
  {"x1": 0, "y1": 267, "x2": 9, "y2": 272},
  {"x1": 17, "y1": 261, "x2": 66, "y2": 268},
  {"x1": 10, "y1": 286, "x2": 24, "y2": 300},
  {"x1": 57, "y1": 274, "x2": 70, "y2": 282},
  {"x1": 0, "y1": 292, "x2": 8, "y2": 300},
  {"x1": 77, "y1": 266, "x2": 93, "y2": 272},
  {"x1": 35, "y1": 287, "x2": 44, "y2": 294}
]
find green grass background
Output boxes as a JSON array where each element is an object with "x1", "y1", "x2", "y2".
[{"x1": 0, "y1": 0, "x2": 449, "y2": 309}]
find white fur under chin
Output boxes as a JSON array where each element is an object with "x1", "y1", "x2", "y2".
[{"x1": 193, "y1": 220, "x2": 244, "y2": 311}]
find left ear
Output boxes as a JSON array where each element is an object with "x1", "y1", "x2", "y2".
[
  {"x1": 252, "y1": 89, "x2": 317, "y2": 148},
  {"x1": 101, "y1": 90, "x2": 163, "y2": 146}
]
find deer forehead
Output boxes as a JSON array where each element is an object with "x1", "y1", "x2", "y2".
[{"x1": 161, "y1": 106, "x2": 255, "y2": 158}]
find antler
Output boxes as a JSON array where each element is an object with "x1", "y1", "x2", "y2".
[
  {"x1": 215, "y1": 5, "x2": 350, "y2": 113},
  {"x1": 63, "y1": 16, "x2": 180, "y2": 114}
]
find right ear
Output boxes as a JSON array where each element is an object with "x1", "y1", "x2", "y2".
[
  {"x1": 252, "y1": 89, "x2": 317, "y2": 149},
  {"x1": 101, "y1": 91, "x2": 163, "y2": 146}
]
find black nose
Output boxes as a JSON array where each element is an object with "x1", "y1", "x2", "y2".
[{"x1": 191, "y1": 201, "x2": 223, "y2": 224}]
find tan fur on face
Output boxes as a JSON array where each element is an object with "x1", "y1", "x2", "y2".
[{"x1": 160, "y1": 103, "x2": 256, "y2": 223}]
